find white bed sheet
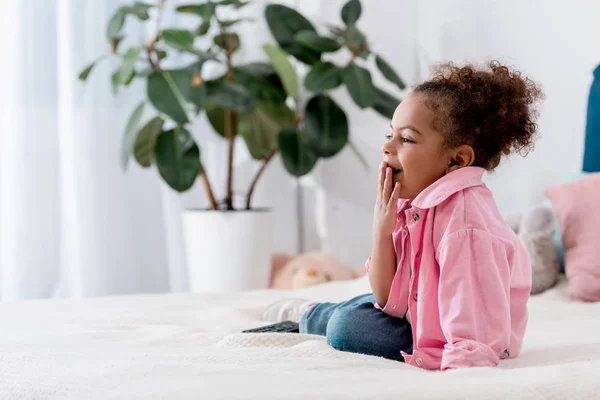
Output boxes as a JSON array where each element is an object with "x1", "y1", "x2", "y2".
[{"x1": 1, "y1": 276, "x2": 599, "y2": 400}]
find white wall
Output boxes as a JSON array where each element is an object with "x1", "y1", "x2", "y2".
[{"x1": 289, "y1": 0, "x2": 600, "y2": 268}]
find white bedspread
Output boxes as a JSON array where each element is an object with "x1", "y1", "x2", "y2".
[{"x1": 1, "y1": 276, "x2": 599, "y2": 400}]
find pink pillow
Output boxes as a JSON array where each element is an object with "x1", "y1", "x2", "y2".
[{"x1": 545, "y1": 173, "x2": 600, "y2": 301}]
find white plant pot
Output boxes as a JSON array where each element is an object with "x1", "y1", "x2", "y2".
[{"x1": 182, "y1": 209, "x2": 274, "y2": 293}]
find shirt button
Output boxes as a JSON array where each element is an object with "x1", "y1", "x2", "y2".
[
  {"x1": 416, "y1": 358, "x2": 423, "y2": 367},
  {"x1": 412, "y1": 213, "x2": 420, "y2": 222},
  {"x1": 415, "y1": 251, "x2": 421, "y2": 258},
  {"x1": 413, "y1": 293, "x2": 418, "y2": 302}
]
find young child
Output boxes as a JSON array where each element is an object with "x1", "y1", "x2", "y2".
[{"x1": 262, "y1": 61, "x2": 543, "y2": 370}]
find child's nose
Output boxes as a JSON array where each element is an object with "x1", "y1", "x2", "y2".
[{"x1": 382, "y1": 142, "x2": 393, "y2": 155}]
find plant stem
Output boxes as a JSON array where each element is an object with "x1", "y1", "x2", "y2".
[
  {"x1": 146, "y1": 45, "x2": 159, "y2": 70},
  {"x1": 223, "y1": 26, "x2": 236, "y2": 210},
  {"x1": 346, "y1": 51, "x2": 359, "y2": 67},
  {"x1": 198, "y1": 164, "x2": 218, "y2": 211},
  {"x1": 146, "y1": 0, "x2": 166, "y2": 70},
  {"x1": 345, "y1": 41, "x2": 368, "y2": 67},
  {"x1": 245, "y1": 148, "x2": 278, "y2": 210},
  {"x1": 224, "y1": 109, "x2": 235, "y2": 210}
]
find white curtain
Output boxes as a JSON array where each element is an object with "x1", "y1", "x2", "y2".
[
  {"x1": 0, "y1": 0, "x2": 301, "y2": 301},
  {"x1": 0, "y1": 0, "x2": 171, "y2": 300}
]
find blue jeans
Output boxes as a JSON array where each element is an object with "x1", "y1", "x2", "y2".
[{"x1": 299, "y1": 294, "x2": 413, "y2": 362}]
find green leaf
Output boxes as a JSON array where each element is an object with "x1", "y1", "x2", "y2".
[
  {"x1": 304, "y1": 62, "x2": 343, "y2": 93},
  {"x1": 117, "y1": 47, "x2": 141, "y2": 84},
  {"x1": 162, "y1": 29, "x2": 194, "y2": 51},
  {"x1": 133, "y1": 2, "x2": 153, "y2": 12},
  {"x1": 121, "y1": 101, "x2": 145, "y2": 171},
  {"x1": 133, "y1": 2, "x2": 153, "y2": 9},
  {"x1": 328, "y1": 25, "x2": 346, "y2": 38},
  {"x1": 239, "y1": 101, "x2": 295, "y2": 160},
  {"x1": 185, "y1": 76, "x2": 207, "y2": 112},
  {"x1": 147, "y1": 69, "x2": 206, "y2": 124},
  {"x1": 219, "y1": 18, "x2": 253, "y2": 27},
  {"x1": 123, "y1": 70, "x2": 136, "y2": 86},
  {"x1": 341, "y1": 0, "x2": 362, "y2": 26},
  {"x1": 205, "y1": 80, "x2": 255, "y2": 112},
  {"x1": 78, "y1": 60, "x2": 98, "y2": 81},
  {"x1": 176, "y1": 3, "x2": 216, "y2": 20},
  {"x1": 236, "y1": 62, "x2": 276, "y2": 76},
  {"x1": 264, "y1": 4, "x2": 316, "y2": 44},
  {"x1": 234, "y1": 64, "x2": 287, "y2": 103},
  {"x1": 235, "y1": 1, "x2": 250, "y2": 9},
  {"x1": 263, "y1": 44, "x2": 298, "y2": 100},
  {"x1": 375, "y1": 55, "x2": 406, "y2": 90},
  {"x1": 111, "y1": 71, "x2": 120, "y2": 94},
  {"x1": 343, "y1": 63, "x2": 377, "y2": 108},
  {"x1": 264, "y1": 4, "x2": 321, "y2": 65},
  {"x1": 138, "y1": 68, "x2": 153, "y2": 78},
  {"x1": 217, "y1": 0, "x2": 242, "y2": 5},
  {"x1": 123, "y1": 2, "x2": 151, "y2": 20},
  {"x1": 196, "y1": 20, "x2": 211, "y2": 35},
  {"x1": 205, "y1": 103, "x2": 226, "y2": 137},
  {"x1": 111, "y1": 36, "x2": 124, "y2": 54},
  {"x1": 154, "y1": 127, "x2": 201, "y2": 192},
  {"x1": 185, "y1": 51, "x2": 219, "y2": 73},
  {"x1": 278, "y1": 127, "x2": 318, "y2": 177},
  {"x1": 106, "y1": 4, "x2": 152, "y2": 41},
  {"x1": 344, "y1": 26, "x2": 367, "y2": 54},
  {"x1": 372, "y1": 87, "x2": 400, "y2": 119},
  {"x1": 106, "y1": 8, "x2": 126, "y2": 41},
  {"x1": 213, "y1": 33, "x2": 240, "y2": 53},
  {"x1": 185, "y1": 59, "x2": 209, "y2": 76},
  {"x1": 156, "y1": 49, "x2": 168, "y2": 60},
  {"x1": 294, "y1": 31, "x2": 341, "y2": 53},
  {"x1": 303, "y1": 95, "x2": 348, "y2": 157},
  {"x1": 282, "y1": 43, "x2": 321, "y2": 65},
  {"x1": 134, "y1": 116, "x2": 165, "y2": 167}
]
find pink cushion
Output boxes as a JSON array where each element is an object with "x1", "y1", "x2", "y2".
[{"x1": 545, "y1": 173, "x2": 600, "y2": 301}]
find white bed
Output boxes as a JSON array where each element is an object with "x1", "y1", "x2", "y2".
[{"x1": 1, "y1": 275, "x2": 599, "y2": 399}]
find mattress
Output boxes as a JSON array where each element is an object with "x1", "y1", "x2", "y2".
[{"x1": 1, "y1": 276, "x2": 599, "y2": 399}]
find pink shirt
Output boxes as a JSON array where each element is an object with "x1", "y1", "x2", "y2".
[{"x1": 366, "y1": 167, "x2": 531, "y2": 370}]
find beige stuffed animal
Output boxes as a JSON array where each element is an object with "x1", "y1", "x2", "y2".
[{"x1": 270, "y1": 252, "x2": 364, "y2": 289}]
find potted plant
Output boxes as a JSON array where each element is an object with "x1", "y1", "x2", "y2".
[{"x1": 78, "y1": 0, "x2": 405, "y2": 292}]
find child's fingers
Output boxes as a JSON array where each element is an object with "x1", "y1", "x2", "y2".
[
  {"x1": 382, "y1": 167, "x2": 392, "y2": 201},
  {"x1": 389, "y1": 182, "x2": 401, "y2": 206},
  {"x1": 377, "y1": 162, "x2": 386, "y2": 199}
]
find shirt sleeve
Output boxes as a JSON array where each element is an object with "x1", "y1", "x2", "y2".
[{"x1": 436, "y1": 229, "x2": 513, "y2": 370}]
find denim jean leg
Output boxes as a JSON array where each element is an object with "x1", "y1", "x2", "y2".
[
  {"x1": 299, "y1": 294, "x2": 375, "y2": 336},
  {"x1": 326, "y1": 301, "x2": 413, "y2": 362}
]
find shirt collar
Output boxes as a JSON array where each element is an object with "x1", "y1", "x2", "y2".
[{"x1": 407, "y1": 166, "x2": 486, "y2": 210}]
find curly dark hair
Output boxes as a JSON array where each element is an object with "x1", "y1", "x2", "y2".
[{"x1": 413, "y1": 61, "x2": 544, "y2": 170}]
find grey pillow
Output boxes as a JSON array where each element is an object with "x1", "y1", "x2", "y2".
[{"x1": 508, "y1": 205, "x2": 560, "y2": 295}]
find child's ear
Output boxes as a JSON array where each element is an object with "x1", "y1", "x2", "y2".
[{"x1": 446, "y1": 145, "x2": 475, "y2": 173}]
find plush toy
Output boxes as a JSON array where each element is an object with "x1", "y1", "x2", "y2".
[
  {"x1": 269, "y1": 252, "x2": 364, "y2": 289},
  {"x1": 507, "y1": 204, "x2": 561, "y2": 295}
]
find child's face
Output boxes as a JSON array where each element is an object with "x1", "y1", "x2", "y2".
[{"x1": 382, "y1": 93, "x2": 451, "y2": 199}]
